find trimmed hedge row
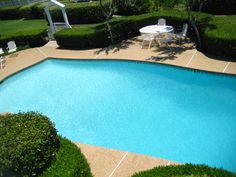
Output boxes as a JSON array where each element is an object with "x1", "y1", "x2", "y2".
[
  {"x1": 41, "y1": 137, "x2": 93, "y2": 177},
  {"x1": 0, "y1": 27, "x2": 48, "y2": 48},
  {"x1": 192, "y1": 0, "x2": 236, "y2": 15},
  {"x1": 55, "y1": 10, "x2": 236, "y2": 58},
  {"x1": 132, "y1": 164, "x2": 236, "y2": 177},
  {"x1": 0, "y1": 1, "x2": 106, "y2": 24},
  {"x1": 55, "y1": 10, "x2": 191, "y2": 48},
  {"x1": 200, "y1": 16, "x2": 236, "y2": 57},
  {"x1": 0, "y1": 112, "x2": 60, "y2": 177}
]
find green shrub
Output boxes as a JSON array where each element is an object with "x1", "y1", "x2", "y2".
[
  {"x1": 41, "y1": 137, "x2": 93, "y2": 177},
  {"x1": 0, "y1": 28, "x2": 48, "y2": 48},
  {"x1": 200, "y1": 16, "x2": 236, "y2": 57},
  {"x1": 19, "y1": 3, "x2": 45, "y2": 19},
  {"x1": 191, "y1": 0, "x2": 236, "y2": 15},
  {"x1": 132, "y1": 164, "x2": 236, "y2": 177},
  {"x1": 0, "y1": 6, "x2": 22, "y2": 20},
  {"x1": 55, "y1": 10, "x2": 190, "y2": 48},
  {"x1": 0, "y1": 112, "x2": 60, "y2": 177},
  {"x1": 50, "y1": 2, "x2": 106, "y2": 24},
  {"x1": 114, "y1": 0, "x2": 155, "y2": 15}
]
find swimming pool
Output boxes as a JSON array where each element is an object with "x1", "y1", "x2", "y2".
[{"x1": 0, "y1": 59, "x2": 236, "y2": 172}]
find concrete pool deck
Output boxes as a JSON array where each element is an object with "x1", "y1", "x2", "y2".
[{"x1": 0, "y1": 39, "x2": 236, "y2": 176}]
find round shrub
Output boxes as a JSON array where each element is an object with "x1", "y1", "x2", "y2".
[
  {"x1": 41, "y1": 136, "x2": 93, "y2": 177},
  {"x1": 132, "y1": 164, "x2": 236, "y2": 177},
  {"x1": 0, "y1": 112, "x2": 60, "y2": 177}
]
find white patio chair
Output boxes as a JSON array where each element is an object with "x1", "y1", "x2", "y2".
[
  {"x1": 141, "y1": 34, "x2": 157, "y2": 49},
  {"x1": 156, "y1": 33, "x2": 175, "y2": 51},
  {"x1": 7, "y1": 41, "x2": 17, "y2": 53},
  {"x1": 175, "y1": 23, "x2": 188, "y2": 38},
  {"x1": 157, "y1": 18, "x2": 166, "y2": 26},
  {"x1": 0, "y1": 48, "x2": 4, "y2": 56},
  {"x1": 0, "y1": 56, "x2": 5, "y2": 69}
]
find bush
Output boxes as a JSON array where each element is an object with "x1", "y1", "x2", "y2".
[
  {"x1": 200, "y1": 16, "x2": 236, "y2": 57},
  {"x1": 114, "y1": 0, "x2": 163, "y2": 15},
  {"x1": 0, "y1": 6, "x2": 22, "y2": 20},
  {"x1": 191, "y1": 0, "x2": 236, "y2": 15},
  {"x1": 50, "y1": 2, "x2": 106, "y2": 24},
  {"x1": 0, "y1": 112, "x2": 60, "y2": 177},
  {"x1": 0, "y1": 28, "x2": 48, "y2": 48},
  {"x1": 132, "y1": 164, "x2": 236, "y2": 177},
  {"x1": 19, "y1": 3, "x2": 45, "y2": 19},
  {"x1": 55, "y1": 10, "x2": 191, "y2": 49},
  {"x1": 41, "y1": 137, "x2": 93, "y2": 177}
]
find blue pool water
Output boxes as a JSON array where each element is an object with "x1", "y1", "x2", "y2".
[{"x1": 0, "y1": 59, "x2": 236, "y2": 172}]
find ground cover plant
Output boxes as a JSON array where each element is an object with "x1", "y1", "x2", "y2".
[
  {"x1": 0, "y1": 19, "x2": 48, "y2": 48},
  {"x1": 132, "y1": 164, "x2": 236, "y2": 177},
  {"x1": 0, "y1": 112, "x2": 93, "y2": 177}
]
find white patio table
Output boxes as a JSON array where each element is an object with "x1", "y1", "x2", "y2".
[{"x1": 139, "y1": 25, "x2": 174, "y2": 34}]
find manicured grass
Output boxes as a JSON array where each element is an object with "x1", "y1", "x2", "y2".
[{"x1": 0, "y1": 19, "x2": 47, "y2": 36}]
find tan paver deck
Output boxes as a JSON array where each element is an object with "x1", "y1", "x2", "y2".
[
  {"x1": 1, "y1": 39, "x2": 236, "y2": 177},
  {"x1": 75, "y1": 143, "x2": 178, "y2": 177}
]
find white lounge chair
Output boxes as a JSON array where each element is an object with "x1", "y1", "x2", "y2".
[
  {"x1": 157, "y1": 18, "x2": 166, "y2": 26},
  {"x1": 0, "y1": 56, "x2": 5, "y2": 69},
  {"x1": 7, "y1": 41, "x2": 17, "y2": 53}
]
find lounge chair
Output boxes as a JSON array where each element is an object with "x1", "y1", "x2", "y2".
[
  {"x1": 0, "y1": 56, "x2": 5, "y2": 69},
  {"x1": 157, "y1": 18, "x2": 166, "y2": 26},
  {"x1": 7, "y1": 41, "x2": 17, "y2": 53}
]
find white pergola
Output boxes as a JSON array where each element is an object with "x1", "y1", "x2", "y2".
[{"x1": 44, "y1": 0, "x2": 72, "y2": 34}]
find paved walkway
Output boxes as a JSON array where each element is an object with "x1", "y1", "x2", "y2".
[{"x1": 0, "y1": 40, "x2": 236, "y2": 177}]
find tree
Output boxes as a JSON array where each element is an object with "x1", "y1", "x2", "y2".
[
  {"x1": 185, "y1": 0, "x2": 207, "y2": 49},
  {"x1": 99, "y1": 0, "x2": 115, "y2": 45}
]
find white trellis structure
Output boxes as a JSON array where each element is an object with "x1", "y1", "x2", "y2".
[{"x1": 44, "y1": 0, "x2": 72, "y2": 34}]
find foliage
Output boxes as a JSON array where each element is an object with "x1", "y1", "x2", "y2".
[
  {"x1": 191, "y1": 0, "x2": 236, "y2": 15},
  {"x1": 0, "y1": 112, "x2": 60, "y2": 177},
  {"x1": 19, "y1": 2, "x2": 45, "y2": 19},
  {"x1": 0, "y1": 6, "x2": 22, "y2": 20},
  {"x1": 0, "y1": 19, "x2": 48, "y2": 47},
  {"x1": 54, "y1": 10, "x2": 193, "y2": 48},
  {"x1": 132, "y1": 164, "x2": 236, "y2": 177},
  {"x1": 41, "y1": 136, "x2": 93, "y2": 177},
  {"x1": 200, "y1": 16, "x2": 236, "y2": 57},
  {"x1": 114, "y1": 0, "x2": 155, "y2": 15}
]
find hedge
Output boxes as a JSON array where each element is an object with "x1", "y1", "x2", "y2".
[
  {"x1": 41, "y1": 137, "x2": 93, "y2": 177},
  {"x1": 200, "y1": 16, "x2": 236, "y2": 57},
  {"x1": 0, "y1": 6, "x2": 22, "y2": 20},
  {"x1": 191, "y1": 0, "x2": 236, "y2": 15},
  {"x1": 55, "y1": 10, "x2": 236, "y2": 58},
  {"x1": 0, "y1": 28, "x2": 48, "y2": 48},
  {"x1": 132, "y1": 164, "x2": 236, "y2": 177},
  {"x1": 0, "y1": 1, "x2": 106, "y2": 24},
  {"x1": 0, "y1": 112, "x2": 60, "y2": 177},
  {"x1": 55, "y1": 10, "x2": 190, "y2": 48}
]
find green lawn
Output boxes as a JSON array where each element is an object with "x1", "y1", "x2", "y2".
[{"x1": 0, "y1": 19, "x2": 47, "y2": 36}]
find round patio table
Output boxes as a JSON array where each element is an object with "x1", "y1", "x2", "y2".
[{"x1": 139, "y1": 25, "x2": 174, "y2": 34}]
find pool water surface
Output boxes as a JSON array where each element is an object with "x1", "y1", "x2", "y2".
[{"x1": 0, "y1": 59, "x2": 236, "y2": 172}]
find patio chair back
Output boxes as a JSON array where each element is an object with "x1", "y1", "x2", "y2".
[
  {"x1": 7, "y1": 41, "x2": 17, "y2": 53},
  {"x1": 0, "y1": 48, "x2": 4, "y2": 55},
  {"x1": 179, "y1": 23, "x2": 188, "y2": 37},
  {"x1": 157, "y1": 18, "x2": 166, "y2": 26}
]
